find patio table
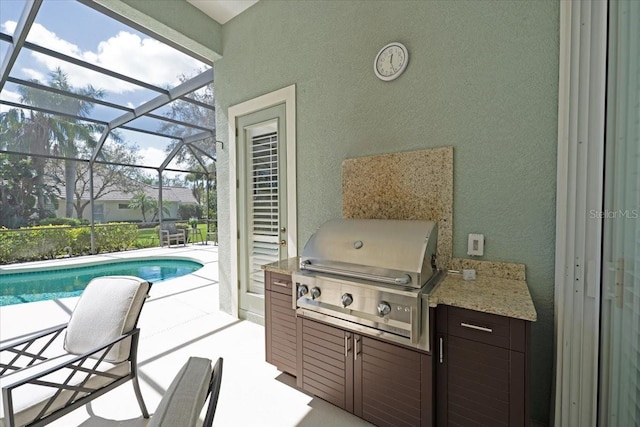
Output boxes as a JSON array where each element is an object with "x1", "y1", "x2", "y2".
[{"x1": 190, "y1": 228, "x2": 205, "y2": 245}]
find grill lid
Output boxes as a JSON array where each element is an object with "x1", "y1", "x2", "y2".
[{"x1": 299, "y1": 218, "x2": 438, "y2": 288}]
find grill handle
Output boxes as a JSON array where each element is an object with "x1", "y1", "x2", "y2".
[{"x1": 300, "y1": 261, "x2": 411, "y2": 285}]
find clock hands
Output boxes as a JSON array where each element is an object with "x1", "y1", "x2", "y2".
[{"x1": 374, "y1": 43, "x2": 408, "y2": 80}]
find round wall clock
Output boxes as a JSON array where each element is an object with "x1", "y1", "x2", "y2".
[{"x1": 374, "y1": 42, "x2": 409, "y2": 81}]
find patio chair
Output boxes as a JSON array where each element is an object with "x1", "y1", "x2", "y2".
[
  {"x1": 0, "y1": 276, "x2": 151, "y2": 427},
  {"x1": 148, "y1": 357, "x2": 223, "y2": 427},
  {"x1": 159, "y1": 223, "x2": 187, "y2": 247}
]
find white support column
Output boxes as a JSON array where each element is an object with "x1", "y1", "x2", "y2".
[{"x1": 553, "y1": 1, "x2": 608, "y2": 426}]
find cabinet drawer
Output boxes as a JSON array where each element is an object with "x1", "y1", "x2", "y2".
[
  {"x1": 266, "y1": 272, "x2": 293, "y2": 296},
  {"x1": 447, "y1": 307, "x2": 510, "y2": 349}
]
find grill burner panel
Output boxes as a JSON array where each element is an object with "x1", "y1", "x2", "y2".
[
  {"x1": 293, "y1": 218, "x2": 442, "y2": 352},
  {"x1": 295, "y1": 272, "x2": 418, "y2": 339}
]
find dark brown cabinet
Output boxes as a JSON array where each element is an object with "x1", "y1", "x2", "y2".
[
  {"x1": 436, "y1": 306, "x2": 530, "y2": 427},
  {"x1": 298, "y1": 317, "x2": 434, "y2": 427},
  {"x1": 264, "y1": 271, "x2": 298, "y2": 376},
  {"x1": 355, "y1": 334, "x2": 433, "y2": 427},
  {"x1": 263, "y1": 270, "x2": 531, "y2": 426},
  {"x1": 298, "y1": 317, "x2": 354, "y2": 411}
]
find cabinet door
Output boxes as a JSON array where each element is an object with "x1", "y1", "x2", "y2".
[
  {"x1": 354, "y1": 335, "x2": 427, "y2": 427},
  {"x1": 442, "y1": 335, "x2": 510, "y2": 427},
  {"x1": 265, "y1": 272, "x2": 297, "y2": 376},
  {"x1": 437, "y1": 306, "x2": 528, "y2": 427},
  {"x1": 300, "y1": 318, "x2": 354, "y2": 412}
]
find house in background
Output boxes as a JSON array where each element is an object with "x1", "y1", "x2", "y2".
[{"x1": 55, "y1": 181, "x2": 198, "y2": 223}]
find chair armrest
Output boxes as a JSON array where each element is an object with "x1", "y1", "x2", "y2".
[
  {"x1": 1, "y1": 329, "x2": 142, "y2": 427},
  {"x1": 2, "y1": 328, "x2": 140, "y2": 392},
  {"x1": 0, "y1": 324, "x2": 67, "y2": 376}
]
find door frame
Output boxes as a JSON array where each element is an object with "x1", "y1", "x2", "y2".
[{"x1": 228, "y1": 85, "x2": 297, "y2": 319}]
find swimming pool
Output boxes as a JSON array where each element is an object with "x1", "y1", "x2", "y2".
[{"x1": 0, "y1": 259, "x2": 203, "y2": 306}]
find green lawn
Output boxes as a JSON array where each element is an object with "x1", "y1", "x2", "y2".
[
  {"x1": 134, "y1": 224, "x2": 211, "y2": 248},
  {"x1": 135, "y1": 228, "x2": 159, "y2": 248}
]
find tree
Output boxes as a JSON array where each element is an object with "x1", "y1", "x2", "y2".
[
  {"x1": 184, "y1": 172, "x2": 204, "y2": 204},
  {"x1": 48, "y1": 143, "x2": 143, "y2": 219},
  {"x1": 0, "y1": 154, "x2": 58, "y2": 228},
  {"x1": 159, "y1": 72, "x2": 216, "y2": 171},
  {"x1": 0, "y1": 107, "x2": 51, "y2": 219},
  {"x1": 149, "y1": 198, "x2": 171, "y2": 222},
  {"x1": 128, "y1": 191, "x2": 155, "y2": 222},
  {"x1": 1, "y1": 70, "x2": 112, "y2": 224},
  {"x1": 15, "y1": 68, "x2": 104, "y2": 218}
]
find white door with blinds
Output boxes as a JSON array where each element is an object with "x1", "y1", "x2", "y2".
[
  {"x1": 237, "y1": 103, "x2": 288, "y2": 320},
  {"x1": 599, "y1": 1, "x2": 640, "y2": 425}
]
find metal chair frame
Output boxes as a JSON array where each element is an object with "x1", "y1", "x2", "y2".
[
  {"x1": 1, "y1": 279, "x2": 151, "y2": 427},
  {"x1": 202, "y1": 357, "x2": 223, "y2": 427},
  {"x1": 1, "y1": 327, "x2": 148, "y2": 427}
]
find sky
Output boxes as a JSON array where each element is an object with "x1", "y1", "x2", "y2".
[{"x1": 0, "y1": 0, "x2": 212, "y2": 177}]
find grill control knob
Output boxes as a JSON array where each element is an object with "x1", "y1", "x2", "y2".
[
  {"x1": 297, "y1": 285, "x2": 309, "y2": 298},
  {"x1": 341, "y1": 293, "x2": 353, "y2": 307},
  {"x1": 377, "y1": 301, "x2": 392, "y2": 317},
  {"x1": 310, "y1": 287, "x2": 321, "y2": 300}
]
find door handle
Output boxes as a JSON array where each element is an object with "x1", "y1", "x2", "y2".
[
  {"x1": 280, "y1": 240, "x2": 287, "y2": 247},
  {"x1": 344, "y1": 335, "x2": 348, "y2": 358},
  {"x1": 616, "y1": 258, "x2": 624, "y2": 308}
]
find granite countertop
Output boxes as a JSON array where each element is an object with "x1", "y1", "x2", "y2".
[
  {"x1": 428, "y1": 274, "x2": 537, "y2": 321},
  {"x1": 261, "y1": 257, "x2": 300, "y2": 275},
  {"x1": 263, "y1": 256, "x2": 537, "y2": 322}
]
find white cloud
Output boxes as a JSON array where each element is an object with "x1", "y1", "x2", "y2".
[
  {"x1": 138, "y1": 146, "x2": 183, "y2": 179},
  {"x1": 0, "y1": 89, "x2": 22, "y2": 112},
  {"x1": 3, "y1": 21, "x2": 206, "y2": 94},
  {"x1": 2, "y1": 21, "x2": 17, "y2": 34},
  {"x1": 138, "y1": 146, "x2": 172, "y2": 169},
  {"x1": 1, "y1": 89, "x2": 21, "y2": 103},
  {"x1": 22, "y1": 68, "x2": 45, "y2": 81}
]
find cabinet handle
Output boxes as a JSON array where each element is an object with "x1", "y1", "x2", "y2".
[
  {"x1": 439, "y1": 337, "x2": 444, "y2": 363},
  {"x1": 354, "y1": 336, "x2": 360, "y2": 361},
  {"x1": 273, "y1": 281, "x2": 289, "y2": 287},
  {"x1": 344, "y1": 336, "x2": 348, "y2": 358},
  {"x1": 460, "y1": 322, "x2": 493, "y2": 333}
]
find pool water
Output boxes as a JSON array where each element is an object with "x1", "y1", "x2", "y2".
[{"x1": 0, "y1": 259, "x2": 203, "y2": 306}]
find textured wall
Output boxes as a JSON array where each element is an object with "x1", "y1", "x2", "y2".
[{"x1": 215, "y1": 1, "x2": 558, "y2": 423}]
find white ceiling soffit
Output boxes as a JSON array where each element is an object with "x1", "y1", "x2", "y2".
[{"x1": 187, "y1": 0, "x2": 259, "y2": 25}]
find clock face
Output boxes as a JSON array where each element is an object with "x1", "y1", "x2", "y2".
[{"x1": 374, "y1": 42, "x2": 409, "y2": 81}]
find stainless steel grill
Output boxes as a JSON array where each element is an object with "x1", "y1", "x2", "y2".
[{"x1": 293, "y1": 218, "x2": 442, "y2": 352}]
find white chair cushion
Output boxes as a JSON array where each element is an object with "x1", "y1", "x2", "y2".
[
  {"x1": 64, "y1": 276, "x2": 149, "y2": 363},
  {"x1": 0, "y1": 354, "x2": 128, "y2": 427},
  {"x1": 148, "y1": 357, "x2": 213, "y2": 427}
]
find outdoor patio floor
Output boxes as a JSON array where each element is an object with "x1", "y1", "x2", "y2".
[{"x1": 0, "y1": 244, "x2": 372, "y2": 426}]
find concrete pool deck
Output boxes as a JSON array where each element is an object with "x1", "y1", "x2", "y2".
[{"x1": 0, "y1": 244, "x2": 371, "y2": 426}]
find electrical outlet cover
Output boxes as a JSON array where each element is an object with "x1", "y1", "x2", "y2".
[{"x1": 467, "y1": 233, "x2": 484, "y2": 256}]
